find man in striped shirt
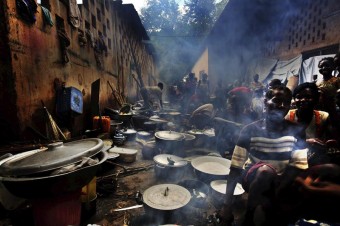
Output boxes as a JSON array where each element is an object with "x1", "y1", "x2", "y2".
[{"x1": 221, "y1": 86, "x2": 309, "y2": 226}]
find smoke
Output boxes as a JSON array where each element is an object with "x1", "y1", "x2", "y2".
[{"x1": 208, "y1": 0, "x2": 306, "y2": 84}]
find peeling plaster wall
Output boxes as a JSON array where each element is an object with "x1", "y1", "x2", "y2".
[{"x1": 1, "y1": 0, "x2": 156, "y2": 142}]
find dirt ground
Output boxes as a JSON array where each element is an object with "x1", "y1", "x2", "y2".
[{"x1": 0, "y1": 139, "x2": 247, "y2": 226}]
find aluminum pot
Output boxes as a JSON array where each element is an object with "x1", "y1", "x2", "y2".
[
  {"x1": 191, "y1": 156, "x2": 231, "y2": 183},
  {"x1": 154, "y1": 131, "x2": 185, "y2": 154},
  {"x1": 135, "y1": 184, "x2": 191, "y2": 224},
  {"x1": 153, "y1": 154, "x2": 188, "y2": 182},
  {"x1": 210, "y1": 180, "x2": 245, "y2": 208}
]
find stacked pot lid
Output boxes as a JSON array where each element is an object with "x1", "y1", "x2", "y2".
[{"x1": 0, "y1": 138, "x2": 104, "y2": 176}]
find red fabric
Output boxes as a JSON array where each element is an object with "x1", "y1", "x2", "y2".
[{"x1": 229, "y1": 86, "x2": 252, "y2": 94}]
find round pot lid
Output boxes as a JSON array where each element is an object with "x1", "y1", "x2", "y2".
[
  {"x1": 191, "y1": 156, "x2": 231, "y2": 176},
  {"x1": 168, "y1": 111, "x2": 181, "y2": 116},
  {"x1": 182, "y1": 133, "x2": 196, "y2": 141},
  {"x1": 203, "y1": 128, "x2": 215, "y2": 137},
  {"x1": 108, "y1": 147, "x2": 138, "y2": 155},
  {"x1": 143, "y1": 184, "x2": 191, "y2": 210},
  {"x1": 121, "y1": 129, "x2": 137, "y2": 134},
  {"x1": 210, "y1": 180, "x2": 245, "y2": 196},
  {"x1": 0, "y1": 138, "x2": 104, "y2": 176},
  {"x1": 137, "y1": 131, "x2": 151, "y2": 136},
  {"x1": 110, "y1": 120, "x2": 123, "y2": 126},
  {"x1": 187, "y1": 129, "x2": 204, "y2": 135},
  {"x1": 155, "y1": 131, "x2": 184, "y2": 141},
  {"x1": 153, "y1": 154, "x2": 187, "y2": 167}
]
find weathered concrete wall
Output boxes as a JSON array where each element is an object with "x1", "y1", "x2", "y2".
[{"x1": 1, "y1": 0, "x2": 157, "y2": 142}]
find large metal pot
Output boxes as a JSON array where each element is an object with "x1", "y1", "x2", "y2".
[
  {"x1": 136, "y1": 184, "x2": 191, "y2": 224},
  {"x1": 154, "y1": 131, "x2": 185, "y2": 154},
  {"x1": 0, "y1": 138, "x2": 108, "y2": 198},
  {"x1": 210, "y1": 180, "x2": 245, "y2": 208},
  {"x1": 153, "y1": 154, "x2": 188, "y2": 182},
  {"x1": 191, "y1": 156, "x2": 231, "y2": 183}
]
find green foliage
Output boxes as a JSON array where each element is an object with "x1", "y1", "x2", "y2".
[{"x1": 139, "y1": 0, "x2": 228, "y2": 83}]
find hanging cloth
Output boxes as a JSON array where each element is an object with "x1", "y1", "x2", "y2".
[
  {"x1": 57, "y1": 28, "x2": 71, "y2": 64},
  {"x1": 68, "y1": 0, "x2": 82, "y2": 28},
  {"x1": 16, "y1": 0, "x2": 38, "y2": 24},
  {"x1": 41, "y1": 5, "x2": 54, "y2": 26}
]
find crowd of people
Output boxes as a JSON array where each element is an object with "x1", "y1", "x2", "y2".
[
  {"x1": 142, "y1": 53, "x2": 340, "y2": 225},
  {"x1": 216, "y1": 54, "x2": 340, "y2": 225},
  {"x1": 166, "y1": 54, "x2": 340, "y2": 225}
]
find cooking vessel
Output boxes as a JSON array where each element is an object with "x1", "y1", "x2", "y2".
[
  {"x1": 0, "y1": 150, "x2": 108, "y2": 198},
  {"x1": 131, "y1": 115, "x2": 149, "y2": 130},
  {"x1": 187, "y1": 129, "x2": 207, "y2": 147},
  {"x1": 110, "y1": 120, "x2": 123, "y2": 134},
  {"x1": 210, "y1": 180, "x2": 245, "y2": 208},
  {"x1": 153, "y1": 154, "x2": 188, "y2": 182},
  {"x1": 0, "y1": 138, "x2": 104, "y2": 176},
  {"x1": 108, "y1": 147, "x2": 138, "y2": 163},
  {"x1": 141, "y1": 141, "x2": 159, "y2": 160},
  {"x1": 136, "y1": 184, "x2": 191, "y2": 224},
  {"x1": 120, "y1": 128, "x2": 137, "y2": 141},
  {"x1": 182, "y1": 133, "x2": 196, "y2": 151},
  {"x1": 191, "y1": 156, "x2": 231, "y2": 183},
  {"x1": 154, "y1": 131, "x2": 185, "y2": 154}
]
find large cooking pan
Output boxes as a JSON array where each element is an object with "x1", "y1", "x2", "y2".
[
  {"x1": 0, "y1": 139, "x2": 108, "y2": 199},
  {"x1": 191, "y1": 156, "x2": 231, "y2": 183}
]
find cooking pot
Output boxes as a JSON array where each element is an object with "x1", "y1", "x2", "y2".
[
  {"x1": 137, "y1": 131, "x2": 153, "y2": 141},
  {"x1": 0, "y1": 138, "x2": 104, "y2": 176},
  {"x1": 191, "y1": 156, "x2": 231, "y2": 183},
  {"x1": 210, "y1": 180, "x2": 245, "y2": 208},
  {"x1": 182, "y1": 133, "x2": 196, "y2": 151},
  {"x1": 153, "y1": 154, "x2": 188, "y2": 182},
  {"x1": 136, "y1": 184, "x2": 191, "y2": 224},
  {"x1": 108, "y1": 147, "x2": 138, "y2": 163},
  {"x1": 120, "y1": 128, "x2": 137, "y2": 141},
  {"x1": 154, "y1": 131, "x2": 185, "y2": 154},
  {"x1": 110, "y1": 120, "x2": 123, "y2": 134},
  {"x1": 141, "y1": 141, "x2": 159, "y2": 160},
  {"x1": 0, "y1": 146, "x2": 108, "y2": 198},
  {"x1": 187, "y1": 129, "x2": 207, "y2": 147}
]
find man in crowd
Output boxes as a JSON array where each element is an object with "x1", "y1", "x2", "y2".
[
  {"x1": 220, "y1": 86, "x2": 308, "y2": 226},
  {"x1": 140, "y1": 82, "x2": 164, "y2": 110}
]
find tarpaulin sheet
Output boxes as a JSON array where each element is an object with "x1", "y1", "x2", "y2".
[
  {"x1": 299, "y1": 54, "x2": 335, "y2": 85},
  {"x1": 264, "y1": 54, "x2": 302, "y2": 84},
  {"x1": 246, "y1": 58, "x2": 278, "y2": 82}
]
